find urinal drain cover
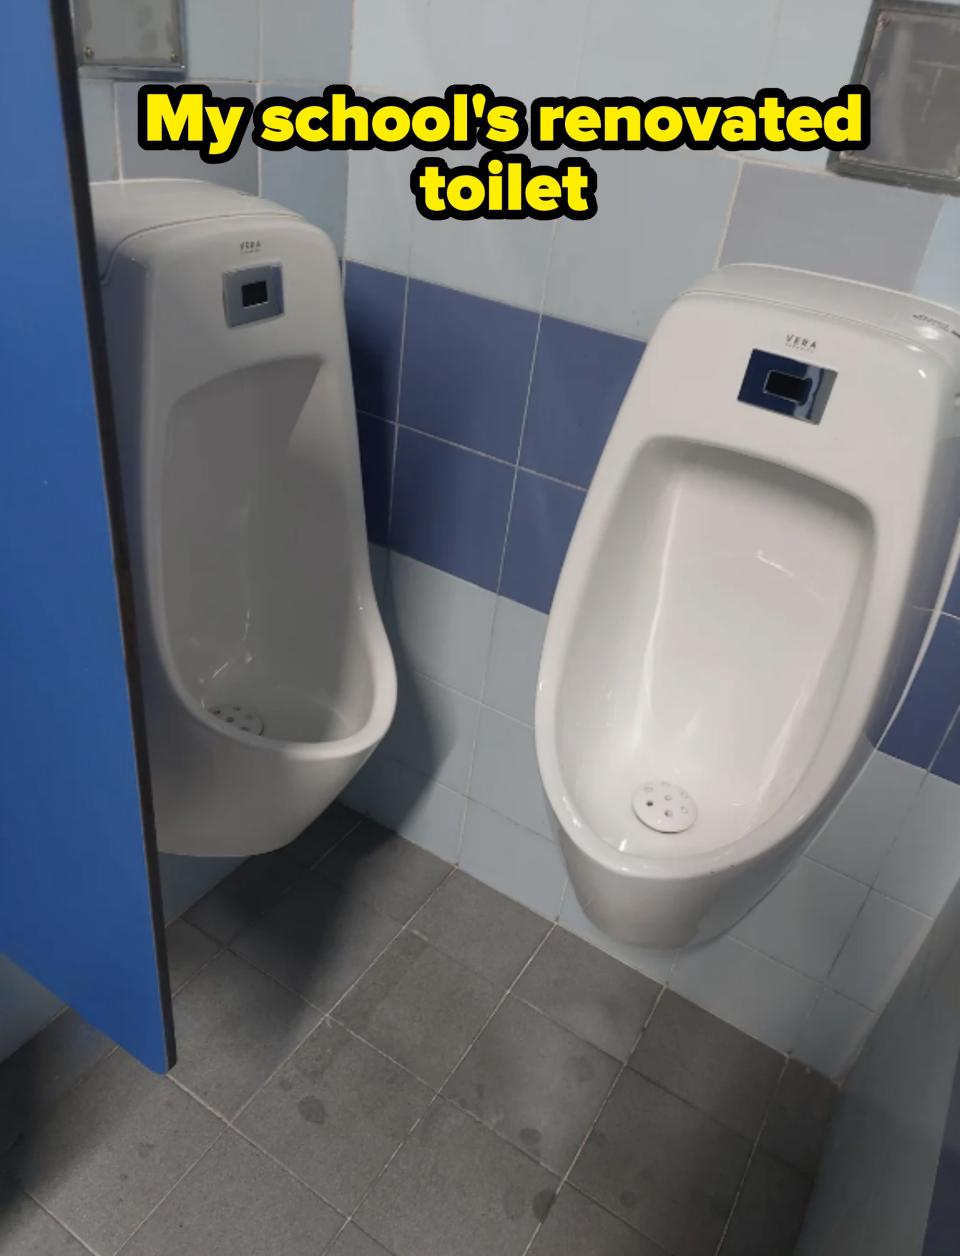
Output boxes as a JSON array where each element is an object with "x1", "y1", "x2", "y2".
[
  {"x1": 207, "y1": 703, "x2": 265, "y2": 736},
  {"x1": 632, "y1": 782, "x2": 698, "y2": 833}
]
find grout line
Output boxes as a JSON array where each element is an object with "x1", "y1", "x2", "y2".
[{"x1": 17, "y1": 1194, "x2": 103, "y2": 1256}]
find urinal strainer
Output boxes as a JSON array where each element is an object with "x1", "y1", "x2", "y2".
[
  {"x1": 207, "y1": 703, "x2": 265, "y2": 736},
  {"x1": 632, "y1": 781, "x2": 698, "y2": 833}
]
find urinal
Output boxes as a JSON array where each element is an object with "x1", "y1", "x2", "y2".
[
  {"x1": 536, "y1": 265, "x2": 960, "y2": 949},
  {"x1": 92, "y1": 179, "x2": 396, "y2": 856}
]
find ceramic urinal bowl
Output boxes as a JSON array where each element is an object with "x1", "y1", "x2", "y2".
[
  {"x1": 93, "y1": 179, "x2": 396, "y2": 856},
  {"x1": 536, "y1": 265, "x2": 960, "y2": 949}
]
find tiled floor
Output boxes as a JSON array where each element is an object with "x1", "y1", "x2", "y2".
[{"x1": 0, "y1": 805, "x2": 836, "y2": 1256}]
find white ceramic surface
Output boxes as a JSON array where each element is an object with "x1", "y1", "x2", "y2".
[
  {"x1": 94, "y1": 180, "x2": 396, "y2": 856},
  {"x1": 536, "y1": 264, "x2": 960, "y2": 948}
]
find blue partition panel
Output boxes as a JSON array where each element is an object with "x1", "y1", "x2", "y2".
[{"x1": 0, "y1": 4, "x2": 173, "y2": 1071}]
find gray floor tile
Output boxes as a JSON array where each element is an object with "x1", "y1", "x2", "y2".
[
  {"x1": 529, "y1": 1185, "x2": 666, "y2": 1256},
  {"x1": 0, "y1": 1010, "x2": 115, "y2": 1154},
  {"x1": 327, "y1": 1224, "x2": 395, "y2": 1256},
  {"x1": 0, "y1": 1177, "x2": 88, "y2": 1255},
  {"x1": 184, "y1": 849, "x2": 300, "y2": 944},
  {"x1": 336, "y1": 933, "x2": 500, "y2": 1087},
  {"x1": 122, "y1": 1131, "x2": 343, "y2": 1256},
  {"x1": 286, "y1": 802, "x2": 363, "y2": 868},
  {"x1": 236, "y1": 1018, "x2": 432, "y2": 1213},
  {"x1": 355, "y1": 1100, "x2": 558, "y2": 1256},
  {"x1": 410, "y1": 870, "x2": 550, "y2": 987},
  {"x1": 171, "y1": 951, "x2": 321, "y2": 1118},
  {"x1": 6, "y1": 1050, "x2": 221, "y2": 1255},
  {"x1": 628, "y1": 991, "x2": 784, "y2": 1140},
  {"x1": 231, "y1": 871, "x2": 400, "y2": 1010},
  {"x1": 759, "y1": 1060, "x2": 837, "y2": 1175},
  {"x1": 718, "y1": 1150, "x2": 811, "y2": 1256},
  {"x1": 165, "y1": 919, "x2": 220, "y2": 993},
  {"x1": 570, "y1": 1070, "x2": 751, "y2": 1256},
  {"x1": 514, "y1": 928, "x2": 660, "y2": 1061},
  {"x1": 445, "y1": 996, "x2": 619, "y2": 1174},
  {"x1": 319, "y1": 820, "x2": 451, "y2": 922}
]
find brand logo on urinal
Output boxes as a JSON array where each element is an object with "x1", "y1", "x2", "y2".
[
  {"x1": 785, "y1": 333, "x2": 817, "y2": 352},
  {"x1": 239, "y1": 239, "x2": 262, "y2": 254}
]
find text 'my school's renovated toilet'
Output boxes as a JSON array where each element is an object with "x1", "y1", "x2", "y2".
[
  {"x1": 537, "y1": 265, "x2": 960, "y2": 949},
  {"x1": 93, "y1": 179, "x2": 396, "y2": 857}
]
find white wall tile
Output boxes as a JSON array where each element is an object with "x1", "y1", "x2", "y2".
[
  {"x1": 460, "y1": 801, "x2": 567, "y2": 919},
  {"x1": 483, "y1": 597, "x2": 548, "y2": 727},
  {"x1": 341, "y1": 752, "x2": 466, "y2": 862},
  {"x1": 186, "y1": 0, "x2": 259, "y2": 80},
  {"x1": 262, "y1": 0, "x2": 353, "y2": 83},
  {"x1": 261, "y1": 141, "x2": 349, "y2": 251},
  {"x1": 79, "y1": 80, "x2": 117, "y2": 183},
  {"x1": 560, "y1": 888, "x2": 676, "y2": 986},
  {"x1": 544, "y1": 149, "x2": 740, "y2": 340},
  {"x1": 381, "y1": 668, "x2": 479, "y2": 792},
  {"x1": 469, "y1": 706, "x2": 555, "y2": 837},
  {"x1": 915, "y1": 199, "x2": 960, "y2": 309},
  {"x1": 345, "y1": 147, "x2": 418, "y2": 273},
  {"x1": 733, "y1": 858, "x2": 869, "y2": 981},
  {"x1": 409, "y1": 201, "x2": 556, "y2": 312},
  {"x1": 578, "y1": 0, "x2": 781, "y2": 99},
  {"x1": 874, "y1": 774, "x2": 960, "y2": 916},
  {"x1": 807, "y1": 751, "x2": 925, "y2": 886},
  {"x1": 386, "y1": 553, "x2": 497, "y2": 699},
  {"x1": 793, "y1": 989, "x2": 876, "y2": 1080},
  {"x1": 671, "y1": 935, "x2": 820, "y2": 1054},
  {"x1": 351, "y1": 0, "x2": 435, "y2": 95},
  {"x1": 828, "y1": 893, "x2": 932, "y2": 1011}
]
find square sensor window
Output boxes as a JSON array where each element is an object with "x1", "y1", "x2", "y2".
[
  {"x1": 74, "y1": 0, "x2": 185, "y2": 77},
  {"x1": 831, "y1": 0, "x2": 960, "y2": 194}
]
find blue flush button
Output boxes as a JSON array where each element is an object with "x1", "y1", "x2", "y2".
[{"x1": 738, "y1": 349, "x2": 836, "y2": 424}]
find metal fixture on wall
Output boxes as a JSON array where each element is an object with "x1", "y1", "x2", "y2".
[{"x1": 73, "y1": 0, "x2": 186, "y2": 77}]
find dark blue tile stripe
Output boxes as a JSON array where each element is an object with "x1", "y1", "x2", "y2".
[
  {"x1": 882, "y1": 616, "x2": 960, "y2": 771},
  {"x1": 344, "y1": 262, "x2": 406, "y2": 421}
]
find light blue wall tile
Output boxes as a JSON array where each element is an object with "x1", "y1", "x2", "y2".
[
  {"x1": 544, "y1": 150, "x2": 739, "y2": 340},
  {"x1": 499, "y1": 472, "x2": 585, "y2": 614},
  {"x1": 115, "y1": 81, "x2": 259, "y2": 192},
  {"x1": 460, "y1": 801, "x2": 567, "y2": 920},
  {"x1": 342, "y1": 752, "x2": 466, "y2": 863},
  {"x1": 186, "y1": 0, "x2": 259, "y2": 80},
  {"x1": 720, "y1": 164, "x2": 942, "y2": 290},
  {"x1": 262, "y1": 0, "x2": 353, "y2": 83},
  {"x1": 261, "y1": 139, "x2": 348, "y2": 252},
  {"x1": 793, "y1": 989, "x2": 876, "y2": 1078},
  {"x1": 385, "y1": 554, "x2": 497, "y2": 699},
  {"x1": 469, "y1": 707, "x2": 555, "y2": 838},
  {"x1": 344, "y1": 263, "x2": 406, "y2": 420},
  {"x1": 381, "y1": 668, "x2": 479, "y2": 793},
  {"x1": 351, "y1": 0, "x2": 435, "y2": 95},
  {"x1": 578, "y1": 0, "x2": 781, "y2": 99},
  {"x1": 483, "y1": 597, "x2": 548, "y2": 727},
  {"x1": 521, "y1": 317, "x2": 643, "y2": 488},
  {"x1": 79, "y1": 80, "x2": 116, "y2": 182},
  {"x1": 671, "y1": 934, "x2": 820, "y2": 1054},
  {"x1": 400, "y1": 281, "x2": 538, "y2": 462},
  {"x1": 732, "y1": 858, "x2": 869, "y2": 981},
  {"x1": 828, "y1": 892, "x2": 931, "y2": 1011},
  {"x1": 390, "y1": 428, "x2": 514, "y2": 591},
  {"x1": 915, "y1": 200, "x2": 960, "y2": 310},
  {"x1": 875, "y1": 775, "x2": 960, "y2": 916}
]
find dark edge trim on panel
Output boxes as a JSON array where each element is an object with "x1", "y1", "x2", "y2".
[{"x1": 48, "y1": 0, "x2": 177, "y2": 1072}]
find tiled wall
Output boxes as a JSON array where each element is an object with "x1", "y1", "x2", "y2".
[
  {"x1": 341, "y1": 0, "x2": 960, "y2": 1079},
  {"x1": 75, "y1": 0, "x2": 352, "y2": 251}
]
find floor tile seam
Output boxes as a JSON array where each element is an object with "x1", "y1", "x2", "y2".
[
  {"x1": 708, "y1": 1054, "x2": 792, "y2": 1256},
  {"x1": 168, "y1": 940, "x2": 228, "y2": 997},
  {"x1": 327, "y1": 924, "x2": 561, "y2": 1241},
  {"x1": 224, "y1": 1120, "x2": 349, "y2": 1219},
  {"x1": 112, "y1": 1125, "x2": 231, "y2": 1256},
  {"x1": 518, "y1": 983, "x2": 675, "y2": 1254},
  {"x1": 11, "y1": 1188, "x2": 104, "y2": 1256},
  {"x1": 221, "y1": 863, "x2": 460, "y2": 1128}
]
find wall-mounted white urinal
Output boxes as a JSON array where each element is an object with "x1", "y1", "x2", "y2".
[
  {"x1": 536, "y1": 265, "x2": 960, "y2": 949},
  {"x1": 92, "y1": 180, "x2": 396, "y2": 857}
]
